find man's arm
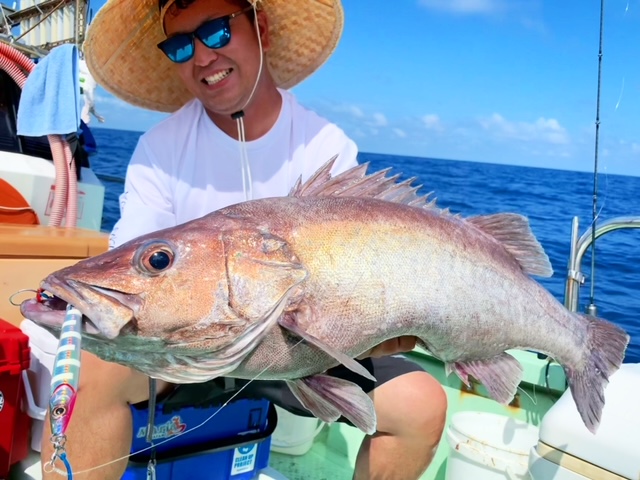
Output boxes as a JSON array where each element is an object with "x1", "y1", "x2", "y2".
[{"x1": 109, "y1": 138, "x2": 177, "y2": 249}]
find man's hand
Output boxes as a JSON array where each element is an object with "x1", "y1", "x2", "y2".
[{"x1": 357, "y1": 336, "x2": 418, "y2": 359}]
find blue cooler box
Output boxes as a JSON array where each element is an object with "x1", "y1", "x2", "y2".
[{"x1": 122, "y1": 394, "x2": 277, "y2": 480}]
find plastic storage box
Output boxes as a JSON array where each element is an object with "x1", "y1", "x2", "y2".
[
  {"x1": 122, "y1": 395, "x2": 278, "y2": 480},
  {"x1": 0, "y1": 318, "x2": 31, "y2": 478},
  {"x1": 19, "y1": 319, "x2": 58, "y2": 452}
]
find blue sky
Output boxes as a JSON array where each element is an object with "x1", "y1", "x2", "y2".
[{"x1": 52, "y1": 1, "x2": 640, "y2": 176}]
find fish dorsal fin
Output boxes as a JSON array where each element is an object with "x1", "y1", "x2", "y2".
[
  {"x1": 467, "y1": 213, "x2": 553, "y2": 277},
  {"x1": 289, "y1": 156, "x2": 441, "y2": 210}
]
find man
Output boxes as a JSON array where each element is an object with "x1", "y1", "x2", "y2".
[
  {"x1": 78, "y1": 56, "x2": 105, "y2": 125},
  {"x1": 48, "y1": 0, "x2": 447, "y2": 478}
]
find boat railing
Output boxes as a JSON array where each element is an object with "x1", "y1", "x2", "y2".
[{"x1": 564, "y1": 215, "x2": 640, "y2": 314}]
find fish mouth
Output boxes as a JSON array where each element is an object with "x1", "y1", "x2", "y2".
[
  {"x1": 19, "y1": 296, "x2": 102, "y2": 335},
  {"x1": 20, "y1": 276, "x2": 140, "y2": 340}
]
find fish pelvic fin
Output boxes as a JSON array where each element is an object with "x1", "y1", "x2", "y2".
[
  {"x1": 564, "y1": 314, "x2": 629, "y2": 434},
  {"x1": 279, "y1": 312, "x2": 376, "y2": 382},
  {"x1": 286, "y1": 375, "x2": 377, "y2": 435},
  {"x1": 289, "y1": 156, "x2": 443, "y2": 211},
  {"x1": 447, "y1": 352, "x2": 523, "y2": 405},
  {"x1": 467, "y1": 213, "x2": 553, "y2": 277}
]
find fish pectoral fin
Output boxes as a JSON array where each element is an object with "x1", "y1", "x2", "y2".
[
  {"x1": 286, "y1": 375, "x2": 377, "y2": 435},
  {"x1": 279, "y1": 314, "x2": 376, "y2": 382},
  {"x1": 447, "y1": 352, "x2": 523, "y2": 404}
]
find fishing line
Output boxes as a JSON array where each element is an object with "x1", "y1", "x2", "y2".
[
  {"x1": 614, "y1": 77, "x2": 625, "y2": 111},
  {"x1": 516, "y1": 383, "x2": 538, "y2": 407},
  {"x1": 70, "y1": 337, "x2": 305, "y2": 476}
]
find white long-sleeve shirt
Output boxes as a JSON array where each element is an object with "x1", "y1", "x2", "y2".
[{"x1": 109, "y1": 89, "x2": 359, "y2": 249}]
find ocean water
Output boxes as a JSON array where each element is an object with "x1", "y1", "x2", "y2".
[{"x1": 90, "y1": 127, "x2": 640, "y2": 363}]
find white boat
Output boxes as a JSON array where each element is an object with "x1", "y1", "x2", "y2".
[{"x1": 1, "y1": 1, "x2": 638, "y2": 479}]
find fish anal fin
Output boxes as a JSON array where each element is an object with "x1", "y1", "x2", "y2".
[
  {"x1": 287, "y1": 375, "x2": 377, "y2": 434},
  {"x1": 467, "y1": 213, "x2": 553, "y2": 277},
  {"x1": 279, "y1": 312, "x2": 376, "y2": 382},
  {"x1": 448, "y1": 352, "x2": 523, "y2": 404}
]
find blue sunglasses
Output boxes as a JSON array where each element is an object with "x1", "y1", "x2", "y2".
[{"x1": 157, "y1": 5, "x2": 253, "y2": 63}]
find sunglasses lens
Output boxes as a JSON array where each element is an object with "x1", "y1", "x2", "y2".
[
  {"x1": 198, "y1": 18, "x2": 231, "y2": 49},
  {"x1": 159, "y1": 35, "x2": 194, "y2": 63},
  {"x1": 157, "y1": 14, "x2": 234, "y2": 63}
]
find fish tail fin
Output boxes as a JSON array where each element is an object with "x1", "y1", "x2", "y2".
[{"x1": 564, "y1": 315, "x2": 629, "y2": 434}]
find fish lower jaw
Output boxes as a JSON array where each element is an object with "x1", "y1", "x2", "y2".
[{"x1": 20, "y1": 297, "x2": 103, "y2": 336}]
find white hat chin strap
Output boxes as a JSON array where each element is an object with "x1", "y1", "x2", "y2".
[{"x1": 231, "y1": 2, "x2": 264, "y2": 202}]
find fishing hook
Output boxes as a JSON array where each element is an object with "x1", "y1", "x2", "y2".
[{"x1": 9, "y1": 288, "x2": 51, "y2": 306}]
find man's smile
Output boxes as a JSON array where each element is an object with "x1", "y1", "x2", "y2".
[{"x1": 203, "y1": 68, "x2": 232, "y2": 85}]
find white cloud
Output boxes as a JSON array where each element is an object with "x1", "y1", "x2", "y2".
[
  {"x1": 478, "y1": 113, "x2": 569, "y2": 145},
  {"x1": 352, "y1": 128, "x2": 367, "y2": 138},
  {"x1": 418, "y1": 0, "x2": 506, "y2": 15},
  {"x1": 369, "y1": 113, "x2": 388, "y2": 127},
  {"x1": 331, "y1": 103, "x2": 365, "y2": 119},
  {"x1": 422, "y1": 114, "x2": 444, "y2": 132},
  {"x1": 393, "y1": 128, "x2": 407, "y2": 138},
  {"x1": 417, "y1": 0, "x2": 546, "y2": 33},
  {"x1": 326, "y1": 102, "x2": 390, "y2": 132}
]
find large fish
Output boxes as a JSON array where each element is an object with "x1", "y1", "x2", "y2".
[{"x1": 20, "y1": 159, "x2": 629, "y2": 435}]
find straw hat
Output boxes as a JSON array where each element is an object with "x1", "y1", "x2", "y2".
[{"x1": 84, "y1": 0, "x2": 344, "y2": 112}]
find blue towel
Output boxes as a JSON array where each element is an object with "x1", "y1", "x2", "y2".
[{"x1": 17, "y1": 44, "x2": 81, "y2": 137}]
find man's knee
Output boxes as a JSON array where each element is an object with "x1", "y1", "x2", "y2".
[
  {"x1": 408, "y1": 373, "x2": 447, "y2": 444},
  {"x1": 373, "y1": 370, "x2": 448, "y2": 445}
]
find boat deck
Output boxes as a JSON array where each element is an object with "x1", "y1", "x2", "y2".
[{"x1": 8, "y1": 349, "x2": 565, "y2": 480}]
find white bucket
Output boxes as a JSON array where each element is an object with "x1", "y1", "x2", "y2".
[
  {"x1": 445, "y1": 412, "x2": 539, "y2": 480},
  {"x1": 270, "y1": 405, "x2": 325, "y2": 456}
]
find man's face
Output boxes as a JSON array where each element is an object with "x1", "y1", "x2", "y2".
[{"x1": 163, "y1": 0, "x2": 269, "y2": 116}]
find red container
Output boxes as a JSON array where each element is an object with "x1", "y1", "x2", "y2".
[{"x1": 0, "y1": 318, "x2": 31, "y2": 478}]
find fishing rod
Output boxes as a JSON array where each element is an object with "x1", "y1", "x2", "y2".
[{"x1": 586, "y1": 0, "x2": 605, "y2": 316}]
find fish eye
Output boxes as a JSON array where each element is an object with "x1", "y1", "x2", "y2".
[
  {"x1": 149, "y1": 251, "x2": 171, "y2": 270},
  {"x1": 52, "y1": 406, "x2": 66, "y2": 418},
  {"x1": 134, "y1": 241, "x2": 176, "y2": 276}
]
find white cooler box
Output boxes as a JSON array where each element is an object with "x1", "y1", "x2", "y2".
[
  {"x1": 528, "y1": 363, "x2": 640, "y2": 480},
  {"x1": 19, "y1": 319, "x2": 59, "y2": 452}
]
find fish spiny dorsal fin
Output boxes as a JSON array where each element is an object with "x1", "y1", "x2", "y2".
[
  {"x1": 289, "y1": 156, "x2": 369, "y2": 197},
  {"x1": 290, "y1": 156, "x2": 443, "y2": 211},
  {"x1": 289, "y1": 156, "x2": 337, "y2": 196},
  {"x1": 468, "y1": 213, "x2": 553, "y2": 277}
]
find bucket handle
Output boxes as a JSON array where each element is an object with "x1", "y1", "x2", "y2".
[
  {"x1": 21, "y1": 370, "x2": 47, "y2": 421},
  {"x1": 453, "y1": 440, "x2": 526, "y2": 480}
]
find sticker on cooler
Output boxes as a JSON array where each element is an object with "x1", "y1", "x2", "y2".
[
  {"x1": 135, "y1": 416, "x2": 187, "y2": 441},
  {"x1": 0, "y1": 391, "x2": 4, "y2": 412},
  {"x1": 230, "y1": 444, "x2": 258, "y2": 475},
  {"x1": 45, "y1": 186, "x2": 86, "y2": 220}
]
